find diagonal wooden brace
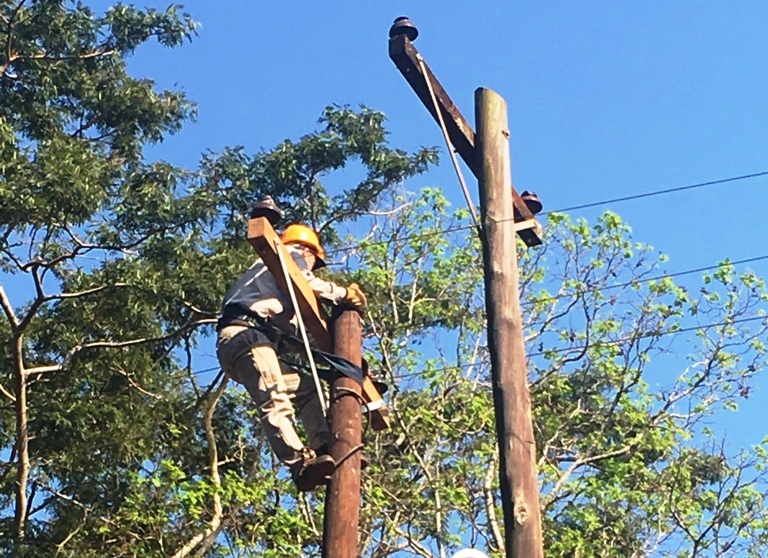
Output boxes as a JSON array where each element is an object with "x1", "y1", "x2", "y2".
[
  {"x1": 389, "y1": 33, "x2": 543, "y2": 247},
  {"x1": 247, "y1": 217, "x2": 390, "y2": 431}
]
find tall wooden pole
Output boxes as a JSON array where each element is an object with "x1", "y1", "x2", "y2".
[
  {"x1": 475, "y1": 87, "x2": 544, "y2": 558},
  {"x1": 322, "y1": 308, "x2": 363, "y2": 558}
]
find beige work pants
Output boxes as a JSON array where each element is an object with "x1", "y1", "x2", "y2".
[{"x1": 216, "y1": 325, "x2": 328, "y2": 464}]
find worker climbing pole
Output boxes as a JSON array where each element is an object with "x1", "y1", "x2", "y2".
[{"x1": 215, "y1": 195, "x2": 389, "y2": 555}]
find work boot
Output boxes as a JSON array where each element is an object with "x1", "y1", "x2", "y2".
[
  {"x1": 290, "y1": 450, "x2": 336, "y2": 492},
  {"x1": 313, "y1": 443, "x2": 369, "y2": 470}
]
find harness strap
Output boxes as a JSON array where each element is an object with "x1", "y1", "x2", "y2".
[
  {"x1": 219, "y1": 303, "x2": 364, "y2": 385},
  {"x1": 278, "y1": 335, "x2": 364, "y2": 385},
  {"x1": 280, "y1": 352, "x2": 364, "y2": 386}
]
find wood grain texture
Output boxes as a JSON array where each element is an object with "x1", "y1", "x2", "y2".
[{"x1": 476, "y1": 87, "x2": 544, "y2": 558}]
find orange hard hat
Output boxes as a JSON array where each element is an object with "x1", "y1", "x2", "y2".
[{"x1": 281, "y1": 224, "x2": 326, "y2": 269}]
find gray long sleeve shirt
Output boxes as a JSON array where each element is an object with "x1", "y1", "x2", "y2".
[{"x1": 222, "y1": 245, "x2": 347, "y2": 327}]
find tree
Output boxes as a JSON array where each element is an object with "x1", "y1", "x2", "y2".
[
  {"x1": 3, "y1": 2, "x2": 768, "y2": 557},
  {"x1": 1, "y1": 0, "x2": 197, "y2": 550},
  {"x1": 353, "y1": 198, "x2": 768, "y2": 558},
  {"x1": 0, "y1": 2, "x2": 437, "y2": 555}
]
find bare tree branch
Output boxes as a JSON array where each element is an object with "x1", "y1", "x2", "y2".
[
  {"x1": 0, "y1": 283, "x2": 20, "y2": 328},
  {"x1": 37, "y1": 483, "x2": 90, "y2": 556},
  {"x1": 1, "y1": 1, "x2": 27, "y2": 76},
  {"x1": 44, "y1": 283, "x2": 127, "y2": 301},
  {"x1": 170, "y1": 375, "x2": 229, "y2": 558},
  {"x1": 484, "y1": 449, "x2": 504, "y2": 553},
  {"x1": 24, "y1": 318, "x2": 217, "y2": 376},
  {"x1": 14, "y1": 48, "x2": 116, "y2": 63},
  {"x1": 115, "y1": 365, "x2": 162, "y2": 399},
  {"x1": 545, "y1": 444, "x2": 632, "y2": 507},
  {"x1": 13, "y1": 335, "x2": 29, "y2": 540}
]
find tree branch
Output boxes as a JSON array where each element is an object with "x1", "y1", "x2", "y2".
[
  {"x1": 115, "y1": 365, "x2": 162, "y2": 399},
  {"x1": 17, "y1": 48, "x2": 116, "y2": 63},
  {"x1": 13, "y1": 334, "x2": 29, "y2": 541},
  {"x1": 1, "y1": 1, "x2": 27, "y2": 76},
  {"x1": 38, "y1": 483, "x2": 89, "y2": 556},
  {"x1": 483, "y1": 449, "x2": 504, "y2": 553},
  {"x1": 170, "y1": 375, "x2": 229, "y2": 558},
  {"x1": 0, "y1": 283, "x2": 20, "y2": 328},
  {"x1": 545, "y1": 444, "x2": 632, "y2": 507},
  {"x1": 43, "y1": 283, "x2": 127, "y2": 301},
  {"x1": 24, "y1": 318, "x2": 217, "y2": 376},
  {"x1": 16, "y1": 267, "x2": 47, "y2": 332}
]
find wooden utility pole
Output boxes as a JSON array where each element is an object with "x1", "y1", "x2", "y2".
[
  {"x1": 476, "y1": 88, "x2": 543, "y2": 557},
  {"x1": 388, "y1": 17, "x2": 544, "y2": 557},
  {"x1": 322, "y1": 309, "x2": 364, "y2": 558}
]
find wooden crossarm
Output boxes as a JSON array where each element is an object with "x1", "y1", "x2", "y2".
[
  {"x1": 389, "y1": 34, "x2": 477, "y2": 178},
  {"x1": 389, "y1": 33, "x2": 543, "y2": 247},
  {"x1": 247, "y1": 217, "x2": 390, "y2": 430}
]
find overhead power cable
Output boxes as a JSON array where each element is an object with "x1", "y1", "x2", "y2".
[
  {"x1": 525, "y1": 314, "x2": 767, "y2": 358},
  {"x1": 192, "y1": 365, "x2": 220, "y2": 376},
  {"x1": 546, "y1": 170, "x2": 768, "y2": 216},
  {"x1": 522, "y1": 253, "x2": 768, "y2": 309},
  {"x1": 324, "y1": 170, "x2": 768, "y2": 258},
  {"x1": 390, "y1": 313, "x2": 768, "y2": 382},
  {"x1": 188, "y1": 313, "x2": 767, "y2": 385},
  {"x1": 372, "y1": 252, "x2": 768, "y2": 340},
  {"x1": 192, "y1": 261, "x2": 768, "y2": 381}
]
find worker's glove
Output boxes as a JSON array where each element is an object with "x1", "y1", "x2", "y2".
[{"x1": 344, "y1": 283, "x2": 367, "y2": 313}]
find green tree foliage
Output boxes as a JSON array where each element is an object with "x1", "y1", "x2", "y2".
[
  {"x1": 354, "y1": 196, "x2": 768, "y2": 558},
  {"x1": 2, "y1": 2, "x2": 768, "y2": 557}
]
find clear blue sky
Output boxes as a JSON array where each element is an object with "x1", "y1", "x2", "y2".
[{"x1": 114, "y1": 2, "x2": 768, "y2": 444}]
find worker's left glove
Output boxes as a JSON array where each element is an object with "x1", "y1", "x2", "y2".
[{"x1": 344, "y1": 283, "x2": 367, "y2": 313}]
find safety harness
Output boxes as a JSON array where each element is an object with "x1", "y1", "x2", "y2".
[{"x1": 216, "y1": 303, "x2": 364, "y2": 386}]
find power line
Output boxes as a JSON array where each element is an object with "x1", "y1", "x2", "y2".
[
  {"x1": 526, "y1": 314, "x2": 767, "y2": 358},
  {"x1": 191, "y1": 313, "x2": 767, "y2": 382},
  {"x1": 522, "y1": 253, "x2": 768, "y2": 309},
  {"x1": 195, "y1": 316, "x2": 766, "y2": 384},
  {"x1": 369, "y1": 252, "x2": 768, "y2": 340},
  {"x1": 545, "y1": 170, "x2": 768, "y2": 216},
  {"x1": 327, "y1": 222, "x2": 471, "y2": 258},
  {"x1": 191, "y1": 365, "x2": 220, "y2": 376},
  {"x1": 389, "y1": 313, "x2": 768, "y2": 382},
  {"x1": 325, "y1": 170, "x2": 768, "y2": 258}
]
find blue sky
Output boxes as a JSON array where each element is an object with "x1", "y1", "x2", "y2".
[
  {"x1": 115, "y1": 2, "x2": 768, "y2": 444},
  {"x1": 125, "y1": 1, "x2": 768, "y2": 270}
]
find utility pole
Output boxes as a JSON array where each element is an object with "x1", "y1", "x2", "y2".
[
  {"x1": 388, "y1": 17, "x2": 544, "y2": 557},
  {"x1": 322, "y1": 308, "x2": 364, "y2": 558},
  {"x1": 475, "y1": 88, "x2": 543, "y2": 557}
]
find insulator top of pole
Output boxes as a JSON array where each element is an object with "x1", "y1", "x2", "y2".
[
  {"x1": 249, "y1": 195, "x2": 283, "y2": 226},
  {"x1": 520, "y1": 190, "x2": 543, "y2": 215},
  {"x1": 389, "y1": 16, "x2": 419, "y2": 41}
]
